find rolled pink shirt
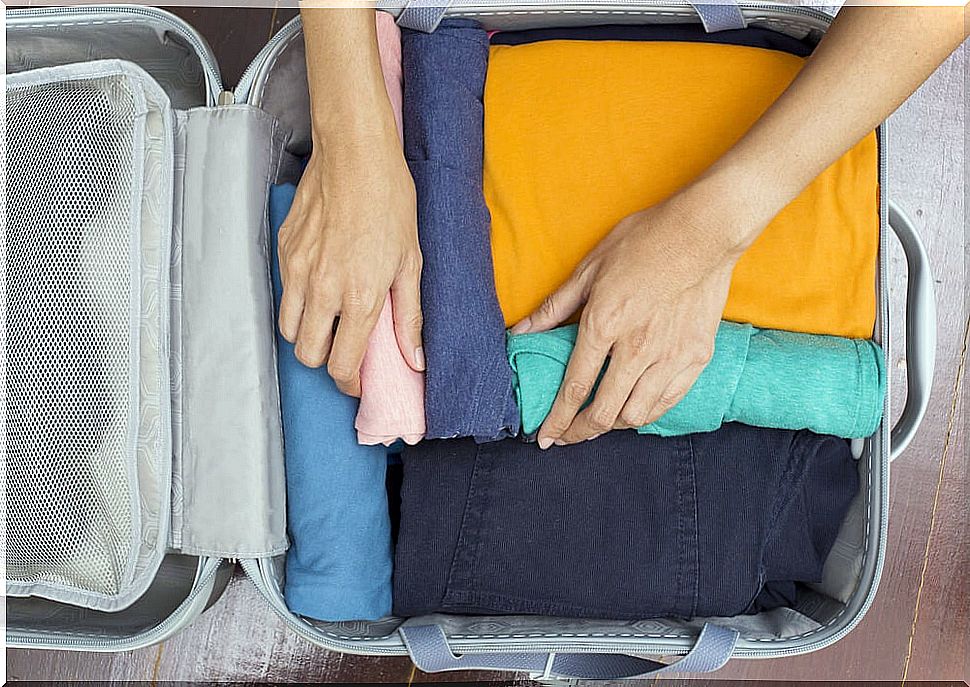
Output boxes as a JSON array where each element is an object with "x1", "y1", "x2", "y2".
[{"x1": 356, "y1": 12, "x2": 426, "y2": 446}]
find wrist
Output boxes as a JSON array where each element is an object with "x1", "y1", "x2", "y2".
[
  {"x1": 675, "y1": 157, "x2": 791, "y2": 261},
  {"x1": 312, "y1": 97, "x2": 397, "y2": 149}
]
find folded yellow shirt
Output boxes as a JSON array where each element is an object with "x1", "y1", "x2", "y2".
[{"x1": 484, "y1": 40, "x2": 879, "y2": 338}]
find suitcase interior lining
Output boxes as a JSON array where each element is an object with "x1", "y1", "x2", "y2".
[{"x1": 4, "y1": 22, "x2": 209, "y2": 110}]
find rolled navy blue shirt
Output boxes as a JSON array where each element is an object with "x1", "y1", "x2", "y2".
[{"x1": 402, "y1": 18, "x2": 520, "y2": 442}]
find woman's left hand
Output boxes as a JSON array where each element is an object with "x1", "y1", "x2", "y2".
[{"x1": 510, "y1": 193, "x2": 748, "y2": 447}]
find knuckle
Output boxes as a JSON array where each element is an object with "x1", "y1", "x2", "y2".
[
  {"x1": 587, "y1": 405, "x2": 616, "y2": 432},
  {"x1": 564, "y1": 379, "x2": 592, "y2": 406},
  {"x1": 309, "y1": 267, "x2": 331, "y2": 290},
  {"x1": 697, "y1": 345, "x2": 715, "y2": 366},
  {"x1": 283, "y1": 253, "x2": 308, "y2": 279},
  {"x1": 537, "y1": 295, "x2": 560, "y2": 319},
  {"x1": 327, "y1": 360, "x2": 356, "y2": 384},
  {"x1": 401, "y1": 310, "x2": 424, "y2": 332},
  {"x1": 620, "y1": 407, "x2": 648, "y2": 428},
  {"x1": 296, "y1": 346, "x2": 323, "y2": 369},
  {"x1": 657, "y1": 388, "x2": 686, "y2": 412},
  {"x1": 343, "y1": 286, "x2": 381, "y2": 317},
  {"x1": 543, "y1": 413, "x2": 571, "y2": 435},
  {"x1": 628, "y1": 328, "x2": 652, "y2": 355},
  {"x1": 582, "y1": 310, "x2": 619, "y2": 346},
  {"x1": 403, "y1": 251, "x2": 424, "y2": 275}
]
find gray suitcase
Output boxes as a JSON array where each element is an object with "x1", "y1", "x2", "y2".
[{"x1": 5, "y1": 2, "x2": 937, "y2": 680}]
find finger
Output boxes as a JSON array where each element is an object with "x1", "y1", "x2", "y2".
[
  {"x1": 390, "y1": 262, "x2": 425, "y2": 371},
  {"x1": 557, "y1": 349, "x2": 645, "y2": 445},
  {"x1": 618, "y1": 362, "x2": 699, "y2": 429},
  {"x1": 294, "y1": 286, "x2": 340, "y2": 368},
  {"x1": 642, "y1": 363, "x2": 705, "y2": 426},
  {"x1": 536, "y1": 325, "x2": 610, "y2": 449},
  {"x1": 328, "y1": 294, "x2": 383, "y2": 397},
  {"x1": 278, "y1": 280, "x2": 306, "y2": 344},
  {"x1": 277, "y1": 229, "x2": 307, "y2": 343},
  {"x1": 510, "y1": 271, "x2": 588, "y2": 335}
]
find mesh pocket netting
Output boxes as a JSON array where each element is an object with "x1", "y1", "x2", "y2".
[{"x1": 6, "y1": 71, "x2": 146, "y2": 598}]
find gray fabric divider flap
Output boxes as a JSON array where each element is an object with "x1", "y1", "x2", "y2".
[{"x1": 175, "y1": 104, "x2": 288, "y2": 558}]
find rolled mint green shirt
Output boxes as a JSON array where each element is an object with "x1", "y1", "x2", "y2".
[{"x1": 507, "y1": 322, "x2": 885, "y2": 439}]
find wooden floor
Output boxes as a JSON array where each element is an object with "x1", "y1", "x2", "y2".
[{"x1": 6, "y1": 7, "x2": 968, "y2": 685}]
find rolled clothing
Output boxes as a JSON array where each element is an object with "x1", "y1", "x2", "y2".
[
  {"x1": 356, "y1": 11, "x2": 427, "y2": 446},
  {"x1": 490, "y1": 23, "x2": 814, "y2": 57},
  {"x1": 508, "y1": 322, "x2": 885, "y2": 439},
  {"x1": 402, "y1": 18, "x2": 520, "y2": 441},
  {"x1": 394, "y1": 426, "x2": 858, "y2": 619},
  {"x1": 270, "y1": 183, "x2": 392, "y2": 621}
]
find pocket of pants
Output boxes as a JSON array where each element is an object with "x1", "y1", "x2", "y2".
[{"x1": 439, "y1": 433, "x2": 700, "y2": 620}]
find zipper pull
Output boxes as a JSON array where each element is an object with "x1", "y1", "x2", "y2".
[{"x1": 217, "y1": 89, "x2": 236, "y2": 106}]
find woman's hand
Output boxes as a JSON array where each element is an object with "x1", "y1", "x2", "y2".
[
  {"x1": 277, "y1": 131, "x2": 424, "y2": 397},
  {"x1": 511, "y1": 192, "x2": 746, "y2": 447}
]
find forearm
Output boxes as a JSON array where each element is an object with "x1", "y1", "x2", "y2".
[
  {"x1": 689, "y1": 5, "x2": 968, "y2": 256},
  {"x1": 300, "y1": 6, "x2": 397, "y2": 151}
]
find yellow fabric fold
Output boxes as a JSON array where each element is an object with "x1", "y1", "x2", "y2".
[{"x1": 484, "y1": 40, "x2": 879, "y2": 338}]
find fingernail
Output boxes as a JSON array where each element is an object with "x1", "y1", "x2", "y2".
[
  {"x1": 509, "y1": 317, "x2": 532, "y2": 335},
  {"x1": 537, "y1": 436, "x2": 553, "y2": 450},
  {"x1": 414, "y1": 346, "x2": 426, "y2": 370},
  {"x1": 553, "y1": 439, "x2": 566, "y2": 446}
]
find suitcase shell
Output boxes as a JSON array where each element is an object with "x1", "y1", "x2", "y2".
[{"x1": 5, "y1": 2, "x2": 936, "y2": 680}]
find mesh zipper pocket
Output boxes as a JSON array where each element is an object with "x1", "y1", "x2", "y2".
[{"x1": 5, "y1": 60, "x2": 174, "y2": 611}]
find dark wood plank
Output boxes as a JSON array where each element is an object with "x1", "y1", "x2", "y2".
[
  {"x1": 160, "y1": 6, "x2": 296, "y2": 88},
  {"x1": 903, "y1": 319, "x2": 969, "y2": 681}
]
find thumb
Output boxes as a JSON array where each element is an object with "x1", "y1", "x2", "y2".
[
  {"x1": 510, "y1": 271, "x2": 589, "y2": 335},
  {"x1": 390, "y1": 266, "x2": 425, "y2": 372}
]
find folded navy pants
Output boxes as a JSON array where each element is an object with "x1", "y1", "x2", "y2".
[{"x1": 394, "y1": 425, "x2": 858, "y2": 620}]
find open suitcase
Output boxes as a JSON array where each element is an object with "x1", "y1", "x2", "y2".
[{"x1": 5, "y1": 2, "x2": 938, "y2": 681}]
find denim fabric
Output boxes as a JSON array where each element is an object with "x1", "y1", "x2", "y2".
[
  {"x1": 490, "y1": 24, "x2": 815, "y2": 57},
  {"x1": 508, "y1": 323, "x2": 885, "y2": 439},
  {"x1": 402, "y1": 18, "x2": 520, "y2": 442},
  {"x1": 269, "y1": 184, "x2": 392, "y2": 622},
  {"x1": 393, "y1": 425, "x2": 858, "y2": 620}
]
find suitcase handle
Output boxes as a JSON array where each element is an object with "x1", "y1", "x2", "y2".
[
  {"x1": 887, "y1": 201, "x2": 937, "y2": 462},
  {"x1": 400, "y1": 622, "x2": 739, "y2": 680},
  {"x1": 394, "y1": 0, "x2": 746, "y2": 33}
]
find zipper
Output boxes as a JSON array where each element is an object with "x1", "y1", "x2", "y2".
[
  {"x1": 235, "y1": 16, "x2": 304, "y2": 105},
  {"x1": 241, "y1": 558, "x2": 404, "y2": 655},
  {"x1": 7, "y1": 557, "x2": 225, "y2": 651},
  {"x1": 6, "y1": 5, "x2": 225, "y2": 106}
]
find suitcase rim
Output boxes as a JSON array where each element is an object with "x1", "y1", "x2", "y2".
[{"x1": 2, "y1": 2, "x2": 930, "y2": 671}]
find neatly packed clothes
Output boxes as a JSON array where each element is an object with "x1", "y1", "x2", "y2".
[
  {"x1": 270, "y1": 184, "x2": 392, "y2": 622},
  {"x1": 402, "y1": 18, "x2": 520, "y2": 441},
  {"x1": 484, "y1": 39, "x2": 879, "y2": 338},
  {"x1": 508, "y1": 322, "x2": 885, "y2": 439},
  {"x1": 490, "y1": 23, "x2": 814, "y2": 57},
  {"x1": 356, "y1": 11, "x2": 427, "y2": 447},
  {"x1": 393, "y1": 426, "x2": 858, "y2": 619}
]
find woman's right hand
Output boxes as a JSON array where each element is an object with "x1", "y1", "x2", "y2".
[{"x1": 277, "y1": 129, "x2": 424, "y2": 397}]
